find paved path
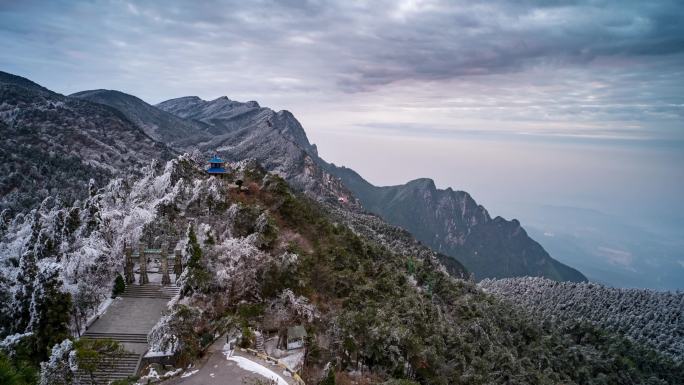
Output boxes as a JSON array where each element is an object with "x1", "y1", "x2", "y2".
[
  {"x1": 162, "y1": 338, "x2": 297, "y2": 385},
  {"x1": 77, "y1": 283, "x2": 178, "y2": 383},
  {"x1": 87, "y1": 296, "x2": 169, "y2": 335}
]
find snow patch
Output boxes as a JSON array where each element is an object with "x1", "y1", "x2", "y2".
[
  {"x1": 226, "y1": 356, "x2": 289, "y2": 385},
  {"x1": 181, "y1": 369, "x2": 199, "y2": 378}
]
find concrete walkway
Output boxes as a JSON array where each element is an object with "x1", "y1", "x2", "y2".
[
  {"x1": 87, "y1": 296, "x2": 169, "y2": 335},
  {"x1": 77, "y1": 283, "x2": 178, "y2": 383},
  {"x1": 161, "y1": 338, "x2": 298, "y2": 385}
]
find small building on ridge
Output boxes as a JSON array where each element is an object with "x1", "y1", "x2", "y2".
[{"x1": 207, "y1": 156, "x2": 228, "y2": 174}]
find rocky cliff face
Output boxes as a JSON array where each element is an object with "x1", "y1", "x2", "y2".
[
  {"x1": 155, "y1": 96, "x2": 356, "y2": 206},
  {"x1": 325, "y1": 164, "x2": 587, "y2": 282},
  {"x1": 0, "y1": 71, "x2": 174, "y2": 214},
  {"x1": 73, "y1": 91, "x2": 352, "y2": 205}
]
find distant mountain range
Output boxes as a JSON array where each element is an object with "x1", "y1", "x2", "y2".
[{"x1": 1, "y1": 70, "x2": 586, "y2": 282}]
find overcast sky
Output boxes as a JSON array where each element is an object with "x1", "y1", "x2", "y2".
[{"x1": 1, "y1": 0, "x2": 682, "y2": 221}]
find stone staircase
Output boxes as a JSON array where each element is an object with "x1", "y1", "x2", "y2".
[
  {"x1": 74, "y1": 352, "x2": 140, "y2": 385},
  {"x1": 120, "y1": 283, "x2": 180, "y2": 300},
  {"x1": 76, "y1": 283, "x2": 180, "y2": 384}
]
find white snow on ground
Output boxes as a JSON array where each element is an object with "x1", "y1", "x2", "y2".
[
  {"x1": 181, "y1": 369, "x2": 199, "y2": 378},
  {"x1": 226, "y1": 356, "x2": 288, "y2": 385},
  {"x1": 144, "y1": 348, "x2": 175, "y2": 358}
]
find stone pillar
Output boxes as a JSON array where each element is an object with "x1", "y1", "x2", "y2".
[
  {"x1": 138, "y1": 242, "x2": 149, "y2": 285},
  {"x1": 174, "y1": 249, "x2": 183, "y2": 280},
  {"x1": 124, "y1": 246, "x2": 135, "y2": 284},
  {"x1": 160, "y1": 242, "x2": 171, "y2": 285}
]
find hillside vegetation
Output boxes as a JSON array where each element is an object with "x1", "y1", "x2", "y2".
[
  {"x1": 480, "y1": 277, "x2": 684, "y2": 362},
  {"x1": 2, "y1": 157, "x2": 682, "y2": 384}
]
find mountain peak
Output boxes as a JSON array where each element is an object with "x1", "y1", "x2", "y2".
[
  {"x1": 0, "y1": 70, "x2": 53, "y2": 94},
  {"x1": 326, "y1": 163, "x2": 586, "y2": 282},
  {"x1": 406, "y1": 178, "x2": 437, "y2": 190},
  {"x1": 71, "y1": 89, "x2": 210, "y2": 145}
]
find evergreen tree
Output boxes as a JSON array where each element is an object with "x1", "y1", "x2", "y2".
[
  {"x1": 28, "y1": 265, "x2": 72, "y2": 362},
  {"x1": 13, "y1": 250, "x2": 37, "y2": 334},
  {"x1": 38, "y1": 339, "x2": 74, "y2": 385},
  {"x1": 111, "y1": 274, "x2": 126, "y2": 298},
  {"x1": 320, "y1": 365, "x2": 336, "y2": 385},
  {"x1": 186, "y1": 224, "x2": 202, "y2": 269},
  {"x1": 0, "y1": 352, "x2": 37, "y2": 385},
  {"x1": 0, "y1": 208, "x2": 10, "y2": 238},
  {"x1": 183, "y1": 224, "x2": 211, "y2": 294},
  {"x1": 0, "y1": 273, "x2": 12, "y2": 337}
]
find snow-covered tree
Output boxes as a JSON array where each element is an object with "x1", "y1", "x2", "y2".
[{"x1": 38, "y1": 339, "x2": 74, "y2": 385}]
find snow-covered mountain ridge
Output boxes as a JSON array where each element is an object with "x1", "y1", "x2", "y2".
[
  {"x1": 75, "y1": 85, "x2": 585, "y2": 282},
  {"x1": 0, "y1": 71, "x2": 174, "y2": 215},
  {"x1": 0, "y1": 70, "x2": 682, "y2": 383}
]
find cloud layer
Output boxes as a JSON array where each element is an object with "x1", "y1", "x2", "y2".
[{"x1": 1, "y1": 0, "x2": 682, "y2": 142}]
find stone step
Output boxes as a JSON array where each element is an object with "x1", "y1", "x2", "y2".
[
  {"x1": 75, "y1": 352, "x2": 141, "y2": 385},
  {"x1": 124, "y1": 285, "x2": 179, "y2": 289},
  {"x1": 77, "y1": 366, "x2": 139, "y2": 372},
  {"x1": 75, "y1": 374, "x2": 135, "y2": 385},
  {"x1": 255, "y1": 331, "x2": 265, "y2": 353},
  {"x1": 77, "y1": 353, "x2": 140, "y2": 359},
  {"x1": 78, "y1": 362, "x2": 139, "y2": 369},
  {"x1": 76, "y1": 372, "x2": 135, "y2": 378},
  {"x1": 119, "y1": 294, "x2": 175, "y2": 299},
  {"x1": 120, "y1": 284, "x2": 180, "y2": 299},
  {"x1": 77, "y1": 366, "x2": 138, "y2": 372},
  {"x1": 80, "y1": 337, "x2": 146, "y2": 342},
  {"x1": 82, "y1": 333, "x2": 148, "y2": 343},
  {"x1": 123, "y1": 285, "x2": 180, "y2": 291}
]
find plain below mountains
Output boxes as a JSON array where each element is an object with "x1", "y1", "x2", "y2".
[{"x1": 52, "y1": 74, "x2": 584, "y2": 282}]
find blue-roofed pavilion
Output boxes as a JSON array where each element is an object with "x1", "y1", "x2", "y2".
[{"x1": 207, "y1": 156, "x2": 227, "y2": 174}]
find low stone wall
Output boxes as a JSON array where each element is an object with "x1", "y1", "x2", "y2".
[{"x1": 138, "y1": 352, "x2": 179, "y2": 372}]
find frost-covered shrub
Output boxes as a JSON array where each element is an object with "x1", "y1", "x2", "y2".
[
  {"x1": 38, "y1": 339, "x2": 74, "y2": 385},
  {"x1": 147, "y1": 305, "x2": 204, "y2": 366},
  {"x1": 147, "y1": 313, "x2": 179, "y2": 357},
  {"x1": 208, "y1": 236, "x2": 269, "y2": 302},
  {"x1": 267, "y1": 289, "x2": 317, "y2": 325}
]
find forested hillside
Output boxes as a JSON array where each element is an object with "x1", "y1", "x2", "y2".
[
  {"x1": 71, "y1": 77, "x2": 586, "y2": 285},
  {"x1": 2, "y1": 156, "x2": 681, "y2": 384},
  {"x1": 480, "y1": 277, "x2": 684, "y2": 362},
  {"x1": 325, "y1": 164, "x2": 586, "y2": 282},
  {"x1": 0, "y1": 71, "x2": 174, "y2": 215}
]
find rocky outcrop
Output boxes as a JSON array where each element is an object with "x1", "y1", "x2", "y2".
[
  {"x1": 324, "y1": 164, "x2": 587, "y2": 282},
  {"x1": 156, "y1": 96, "x2": 356, "y2": 206}
]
